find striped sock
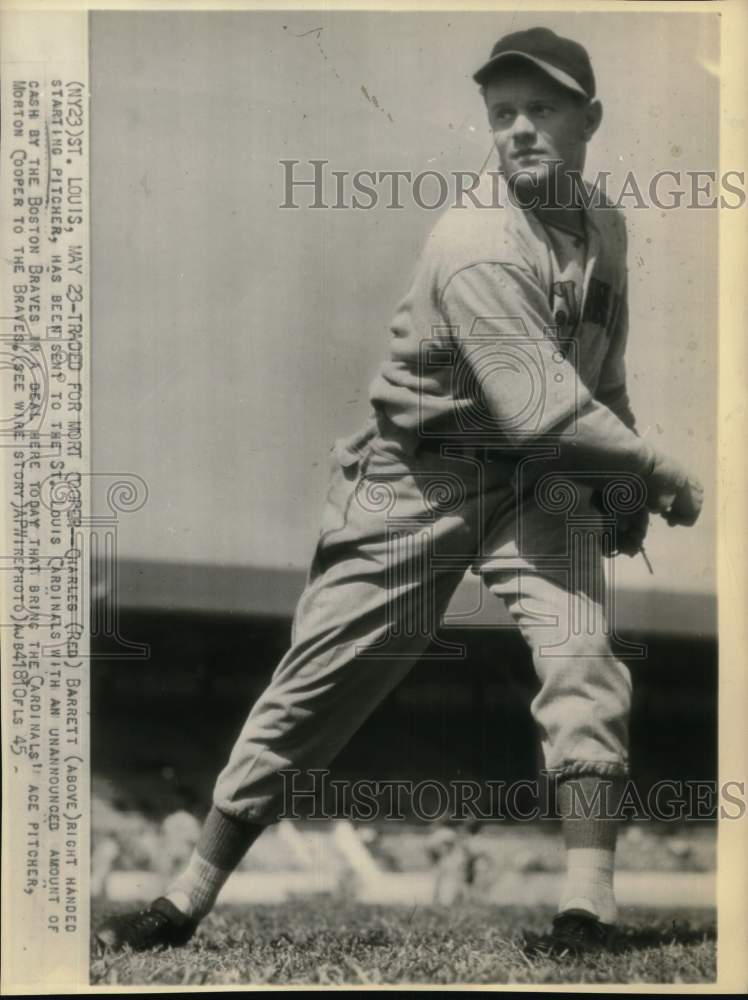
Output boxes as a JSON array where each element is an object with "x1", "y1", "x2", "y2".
[
  {"x1": 164, "y1": 806, "x2": 264, "y2": 921},
  {"x1": 557, "y1": 776, "x2": 622, "y2": 925}
]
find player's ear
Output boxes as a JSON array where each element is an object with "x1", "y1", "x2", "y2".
[{"x1": 583, "y1": 99, "x2": 603, "y2": 142}]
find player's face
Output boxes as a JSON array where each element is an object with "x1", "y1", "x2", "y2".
[{"x1": 483, "y1": 64, "x2": 601, "y2": 204}]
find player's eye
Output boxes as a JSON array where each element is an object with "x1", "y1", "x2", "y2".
[
  {"x1": 491, "y1": 108, "x2": 515, "y2": 126},
  {"x1": 530, "y1": 103, "x2": 555, "y2": 117}
]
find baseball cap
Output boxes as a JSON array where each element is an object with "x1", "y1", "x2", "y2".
[{"x1": 473, "y1": 27, "x2": 595, "y2": 100}]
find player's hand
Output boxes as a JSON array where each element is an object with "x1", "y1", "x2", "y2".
[
  {"x1": 663, "y1": 475, "x2": 704, "y2": 527},
  {"x1": 615, "y1": 507, "x2": 650, "y2": 555},
  {"x1": 591, "y1": 491, "x2": 649, "y2": 558},
  {"x1": 645, "y1": 451, "x2": 689, "y2": 515}
]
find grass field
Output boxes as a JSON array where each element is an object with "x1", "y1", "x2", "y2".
[{"x1": 91, "y1": 899, "x2": 716, "y2": 986}]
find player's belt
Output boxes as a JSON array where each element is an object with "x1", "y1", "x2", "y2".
[
  {"x1": 417, "y1": 439, "x2": 516, "y2": 462},
  {"x1": 416, "y1": 440, "x2": 521, "y2": 480},
  {"x1": 418, "y1": 441, "x2": 481, "y2": 458}
]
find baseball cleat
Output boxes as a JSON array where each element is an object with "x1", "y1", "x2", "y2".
[
  {"x1": 550, "y1": 909, "x2": 616, "y2": 954},
  {"x1": 95, "y1": 897, "x2": 197, "y2": 952}
]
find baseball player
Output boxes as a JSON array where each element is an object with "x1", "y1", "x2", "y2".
[{"x1": 98, "y1": 27, "x2": 703, "y2": 956}]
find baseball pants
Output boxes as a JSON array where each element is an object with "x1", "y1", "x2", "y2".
[{"x1": 213, "y1": 418, "x2": 632, "y2": 823}]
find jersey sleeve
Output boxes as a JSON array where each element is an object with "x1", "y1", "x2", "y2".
[
  {"x1": 440, "y1": 260, "x2": 655, "y2": 476},
  {"x1": 595, "y1": 281, "x2": 638, "y2": 432}
]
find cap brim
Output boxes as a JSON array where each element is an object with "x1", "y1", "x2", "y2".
[{"x1": 473, "y1": 51, "x2": 588, "y2": 98}]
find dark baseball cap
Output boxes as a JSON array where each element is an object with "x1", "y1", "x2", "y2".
[{"x1": 473, "y1": 27, "x2": 595, "y2": 100}]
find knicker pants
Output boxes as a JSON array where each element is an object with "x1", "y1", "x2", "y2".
[{"x1": 213, "y1": 423, "x2": 632, "y2": 823}]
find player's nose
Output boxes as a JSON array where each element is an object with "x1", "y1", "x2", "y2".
[{"x1": 509, "y1": 113, "x2": 536, "y2": 141}]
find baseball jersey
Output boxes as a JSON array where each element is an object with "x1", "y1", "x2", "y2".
[{"x1": 368, "y1": 172, "x2": 648, "y2": 476}]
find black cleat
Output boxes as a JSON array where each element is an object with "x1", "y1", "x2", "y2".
[
  {"x1": 550, "y1": 909, "x2": 616, "y2": 954},
  {"x1": 95, "y1": 897, "x2": 197, "y2": 953}
]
